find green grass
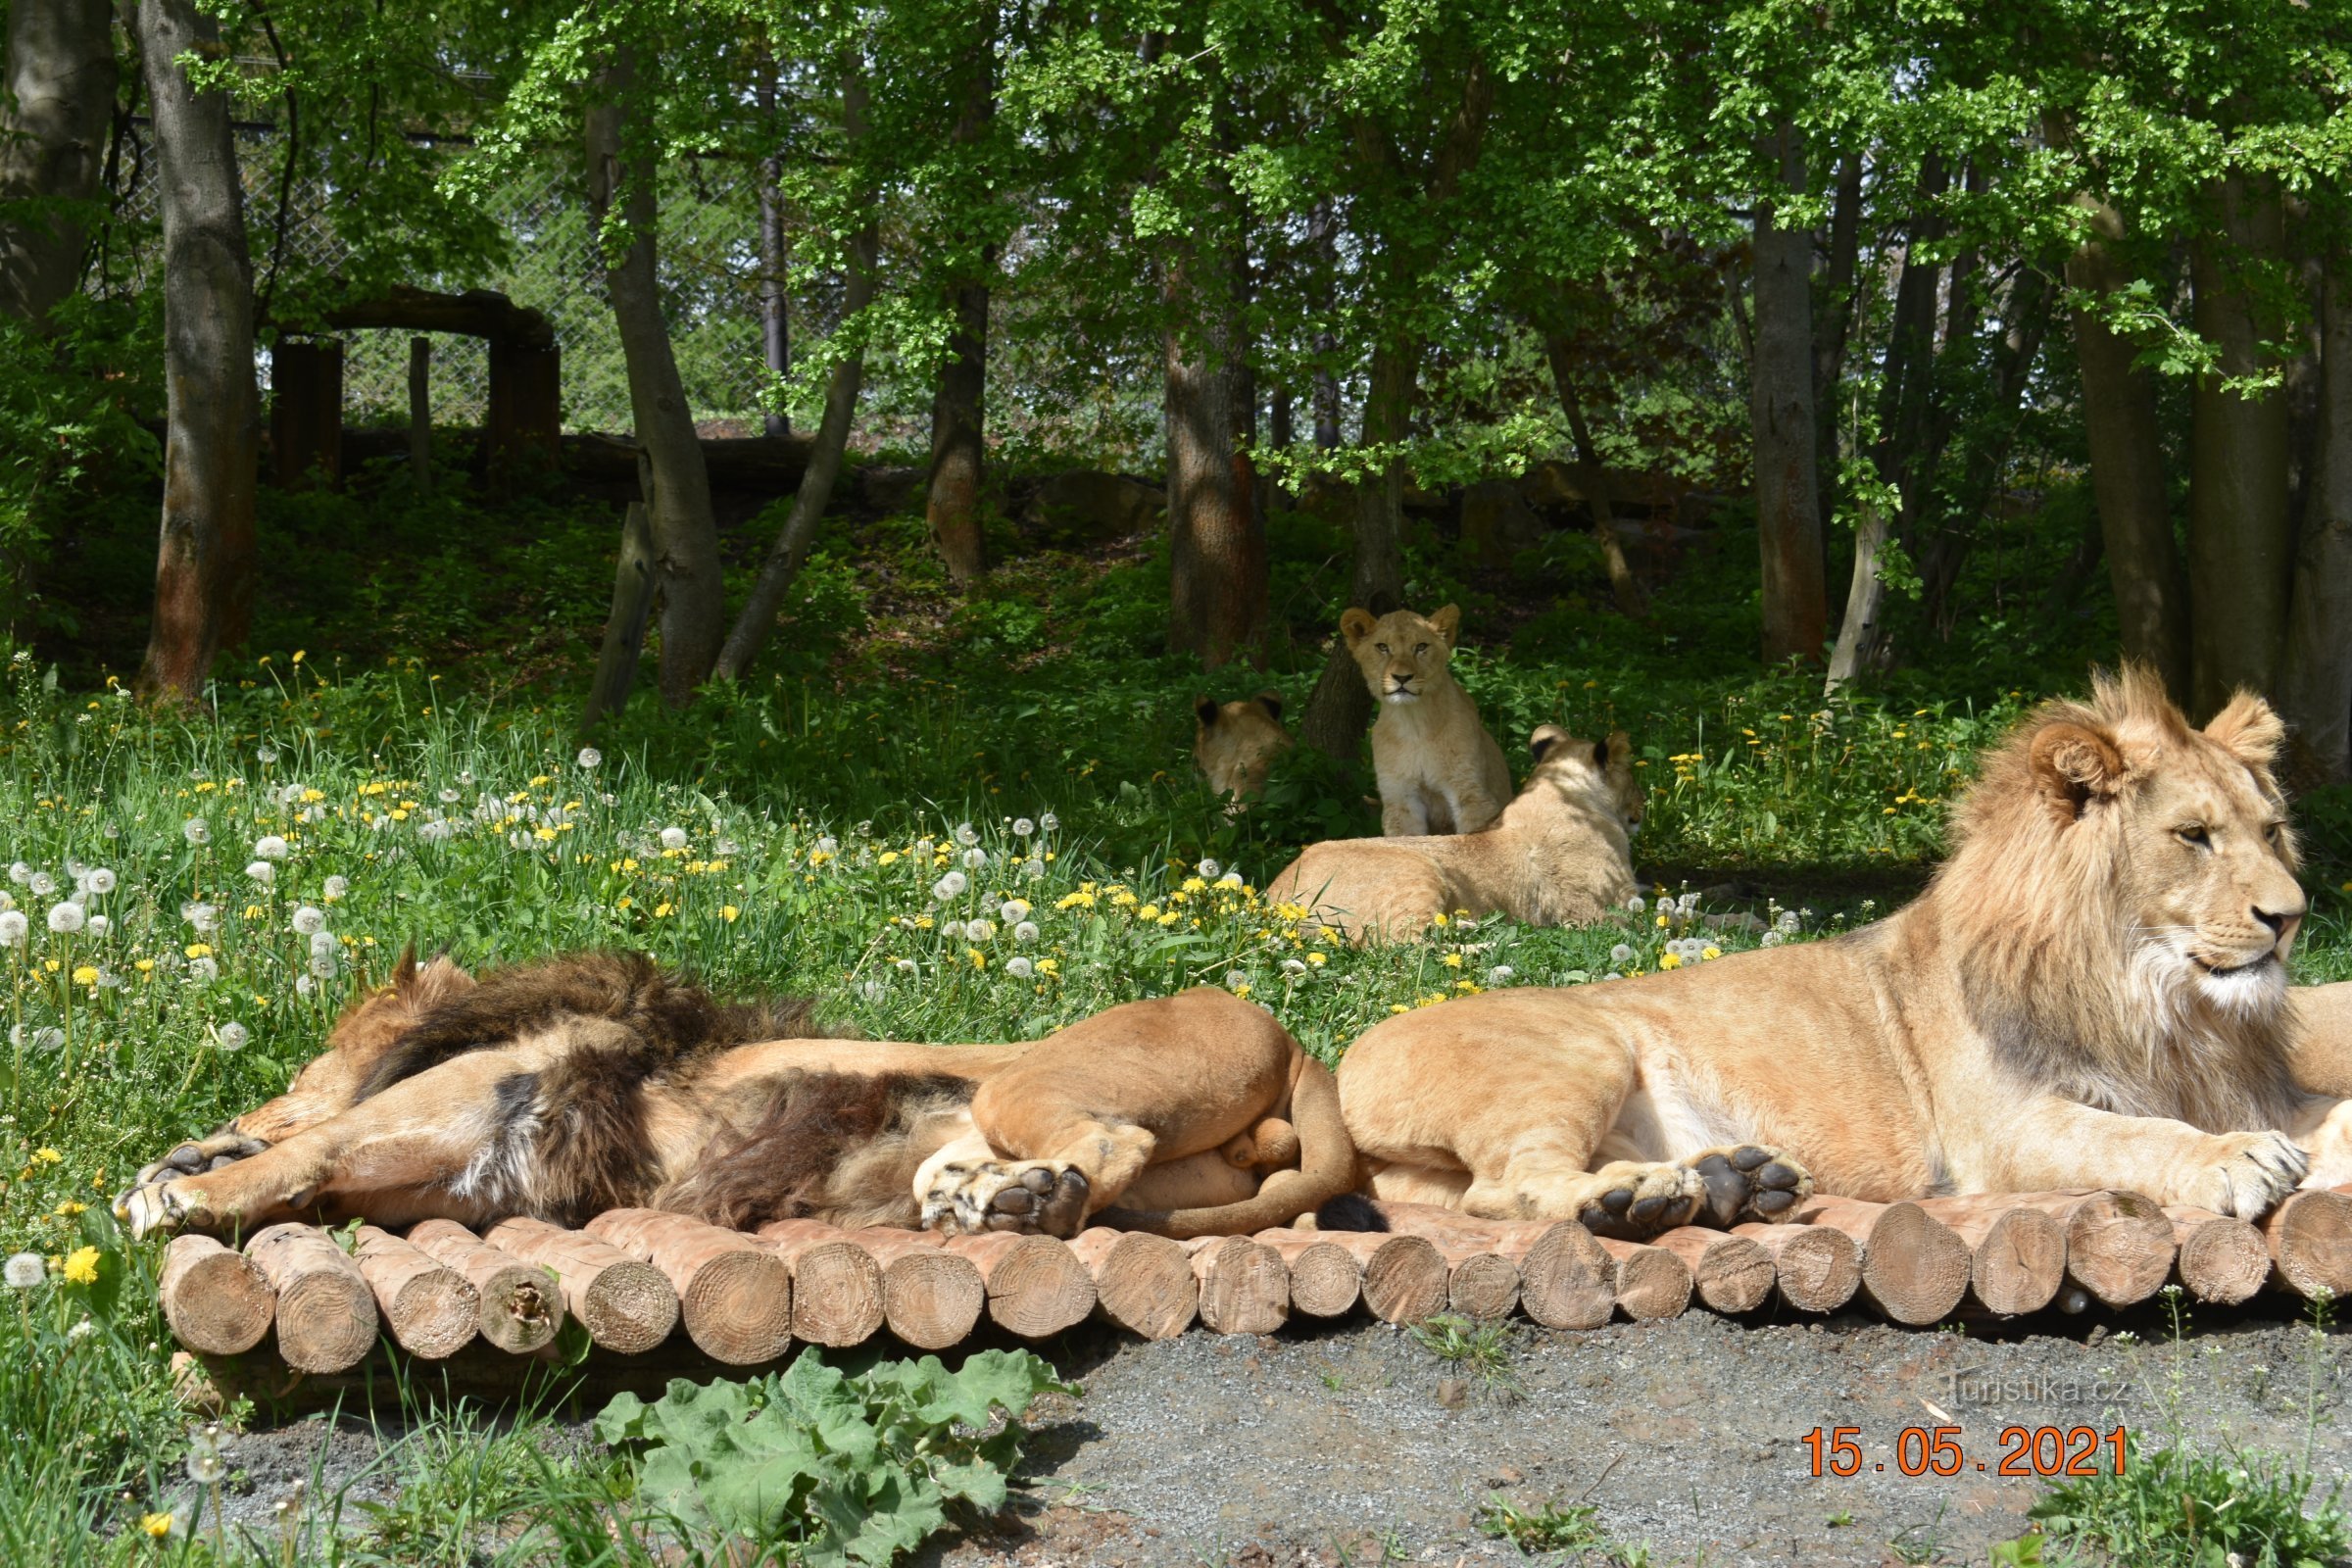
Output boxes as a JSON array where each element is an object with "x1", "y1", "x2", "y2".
[{"x1": 9, "y1": 467, "x2": 2352, "y2": 1559}]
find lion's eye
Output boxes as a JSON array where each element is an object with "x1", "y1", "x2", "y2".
[
  {"x1": 2178, "y1": 824, "x2": 2212, "y2": 850},
  {"x1": 1414, "y1": 643, "x2": 1428, "y2": 655},
  {"x1": 2265, "y1": 821, "x2": 2285, "y2": 843},
  {"x1": 1375, "y1": 644, "x2": 1389, "y2": 656}
]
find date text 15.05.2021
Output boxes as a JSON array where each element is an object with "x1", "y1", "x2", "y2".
[{"x1": 1801, "y1": 1426, "x2": 2128, "y2": 1478}]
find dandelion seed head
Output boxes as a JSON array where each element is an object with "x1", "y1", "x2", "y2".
[
  {"x1": 256, "y1": 746, "x2": 278, "y2": 767},
  {"x1": 1281, "y1": 958, "x2": 1308, "y2": 976},
  {"x1": 0, "y1": 910, "x2": 23, "y2": 948},
  {"x1": 577, "y1": 748, "x2": 603, "y2": 770},
  {"x1": 187, "y1": 956, "x2": 218, "y2": 985},
  {"x1": 1013, "y1": 920, "x2": 1040, "y2": 943},
  {"x1": 309, "y1": 955, "x2": 337, "y2": 979},
  {"x1": 215, "y1": 1022, "x2": 250, "y2": 1052},
  {"x1": 1218, "y1": 871, "x2": 1244, "y2": 888},
  {"x1": 182, "y1": 901, "x2": 220, "y2": 932},
  {"x1": 5, "y1": 861, "x2": 26, "y2": 884},
  {"x1": 1039, "y1": 812, "x2": 1058, "y2": 833},
  {"x1": 291, "y1": 906, "x2": 325, "y2": 936},
  {"x1": 660, "y1": 827, "x2": 689, "y2": 850},
  {"x1": 46, "y1": 902, "x2": 83, "y2": 934},
  {"x1": 915, "y1": 839, "x2": 936, "y2": 858},
  {"x1": 4, "y1": 1253, "x2": 43, "y2": 1289},
  {"x1": 245, "y1": 860, "x2": 275, "y2": 885},
  {"x1": 83, "y1": 868, "x2": 115, "y2": 897},
  {"x1": 1000, "y1": 900, "x2": 1031, "y2": 923},
  {"x1": 955, "y1": 822, "x2": 980, "y2": 847},
  {"x1": 1625, "y1": 895, "x2": 1645, "y2": 913},
  {"x1": 1199, "y1": 858, "x2": 1222, "y2": 880},
  {"x1": 439, "y1": 789, "x2": 461, "y2": 804},
  {"x1": 254, "y1": 835, "x2": 289, "y2": 861},
  {"x1": 1225, "y1": 970, "x2": 1249, "y2": 991},
  {"x1": 1487, "y1": 965, "x2": 1516, "y2": 985},
  {"x1": 28, "y1": 872, "x2": 54, "y2": 897},
  {"x1": 1023, "y1": 858, "x2": 1046, "y2": 879},
  {"x1": 308, "y1": 930, "x2": 337, "y2": 959},
  {"x1": 1005, "y1": 956, "x2": 1035, "y2": 979},
  {"x1": 965, "y1": 918, "x2": 997, "y2": 942},
  {"x1": 1609, "y1": 944, "x2": 1634, "y2": 964},
  {"x1": 894, "y1": 957, "x2": 918, "y2": 975},
  {"x1": 962, "y1": 847, "x2": 988, "y2": 870},
  {"x1": 182, "y1": 818, "x2": 210, "y2": 846},
  {"x1": 932, "y1": 871, "x2": 968, "y2": 901},
  {"x1": 1012, "y1": 818, "x2": 1035, "y2": 838},
  {"x1": 85, "y1": 915, "x2": 108, "y2": 938}
]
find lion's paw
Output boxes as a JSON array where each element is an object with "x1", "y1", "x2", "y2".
[
  {"x1": 115, "y1": 1175, "x2": 216, "y2": 1241},
  {"x1": 921, "y1": 1159, "x2": 1090, "y2": 1238},
  {"x1": 1685, "y1": 1144, "x2": 1812, "y2": 1228},
  {"x1": 2180, "y1": 1130, "x2": 2307, "y2": 1218},
  {"x1": 1563, "y1": 1160, "x2": 1707, "y2": 1241},
  {"x1": 130, "y1": 1131, "x2": 270, "y2": 1196}
]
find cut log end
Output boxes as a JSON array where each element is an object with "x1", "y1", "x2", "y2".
[
  {"x1": 1445, "y1": 1251, "x2": 1522, "y2": 1322},
  {"x1": 1186, "y1": 1236, "x2": 1289, "y2": 1335},
  {"x1": 1651, "y1": 1228, "x2": 1774, "y2": 1314},
  {"x1": 246, "y1": 1223, "x2": 378, "y2": 1374},
  {"x1": 1069, "y1": 1229, "x2": 1198, "y2": 1341},
  {"x1": 1516, "y1": 1221, "x2": 1614, "y2": 1331},
  {"x1": 2264, "y1": 1189, "x2": 2352, "y2": 1300},
  {"x1": 2167, "y1": 1207, "x2": 2270, "y2": 1306},
  {"x1": 1596, "y1": 1239, "x2": 1692, "y2": 1320},
  {"x1": 161, "y1": 1235, "x2": 275, "y2": 1356},
  {"x1": 944, "y1": 1234, "x2": 1097, "y2": 1339},
  {"x1": 354, "y1": 1227, "x2": 479, "y2": 1359},
  {"x1": 1733, "y1": 1222, "x2": 1859, "y2": 1314}
]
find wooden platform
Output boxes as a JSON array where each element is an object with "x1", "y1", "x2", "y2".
[{"x1": 160, "y1": 1187, "x2": 2352, "y2": 1410}]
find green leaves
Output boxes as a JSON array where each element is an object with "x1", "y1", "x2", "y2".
[{"x1": 594, "y1": 1348, "x2": 1076, "y2": 1566}]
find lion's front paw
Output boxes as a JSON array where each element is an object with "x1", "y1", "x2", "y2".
[
  {"x1": 921, "y1": 1159, "x2": 1091, "y2": 1238},
  {"x1": 130, "y1": 1131, "x2": 270, "y2": 1196},
  {"x1": 1685, "y1": 1144, "x2": 1812, "y2": 1228},
  {"x1": 115, "y1": 1175, "x2": 216, "y2": 1241},
  {"x1": 1562, "y1": 1160, "x2": 1707, "y2": 1241},
  {"x1": 2180, "y1": 1130, "x2": 2307, "y2": 1218}
]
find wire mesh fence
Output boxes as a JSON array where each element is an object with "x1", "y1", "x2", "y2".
[{"x1": 99, "y1": 125, "x2": 772, "y2": 436}]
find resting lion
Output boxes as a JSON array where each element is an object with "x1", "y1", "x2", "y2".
[
  {"x1": 118, "y1": 952, "x2": 1353, "y2": 1243},
  {"x1": 1337, "y1": 668, "x2": 2352, "y2": 1237},
  {"x1": 1341, "y1": 605, "x2": 1513, "y2": 836},
  {"x1": 1266, "y1": 726, "x2": 1642, "y2": 943},
  {"x1": 1194, "y1": 690, "x2": 1292, "y2": 802}
]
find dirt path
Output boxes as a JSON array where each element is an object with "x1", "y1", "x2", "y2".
[{"x1": 195, "y1": 1298, "x2": 2351, "y2": 1567}]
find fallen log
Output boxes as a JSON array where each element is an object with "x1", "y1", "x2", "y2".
[
  {"x1": 407, "y1": 1219, "x2": 564, "y2": 1353},
  {"x1": 1915, "y1": 1196, "x2": 2068, "y2": 1316},
  {"x1": 483, "y1": 1217, "x2": 676, "y2": 1354},
  {"x1": 245, "y1": 1223, "x2": 378, "y2": 1373},
  {"x1": 756, "y1": 1220, "x2": 887, "y2": 1348},
  {"x1": 1650, "y1": 1227, "x2": 1774, "y2": 1314},
  {"x1": 1254, "y1": 1229, "x2": 1362, "y2": 1319},
  {"x1": 353, "y1": 1226, "x2": 479, "y2": 1359},
  {"x1": 1319, "y1": 1232, "x2": 1447, "y2": 1324},
  {"x1": 849, "y1": 1229, "x2": 987, "y2": 1349},
  {"x1": 586, "y1": 1209, "x2": 794, "y2": 1365},
  {"x1": 1793, "y1": 1199, "x2": 1969, "y2": 1325},
  {"x1": 941, "y1": 1234, "x2": 1097, "y2": 1339},
  {"x1": 1732, "y1": 1222, "x2": 1860, "y2": 1313},
  {"x1": 1369, "y1": 1204, "x2": 1611, "y2": 1330},
  {"x1": 1183, "y1": 1235, "x2": 1289, "y2": 1335},
  {"x1": 1066, "y1": 1229, "x2": 1197, "y2": 1340},
  {"x1": 1438, "y1": 1245, "x2": 1522, "y2": 1322},
  {"x1": 1594, "y1": 1238, "x2": 1692, "y2": 1320},
  {"x1": 2163, "y1": 1207, "x2": 2271, "y2": 1305},
  {"x1": 2263, "y1": 1189, "x2": 2352, "y2": 1299},
  {"x1": 161, "y1": 1235, "x2": 274, "y2": 1356},
  {"x1": 2005, "y1": 1192, "x2": 2175, "y2": 1309}
]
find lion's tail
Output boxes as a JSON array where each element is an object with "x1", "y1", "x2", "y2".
[{"x1": 1095, "y1": 1054, "x2": 1361, "y2": 1240}]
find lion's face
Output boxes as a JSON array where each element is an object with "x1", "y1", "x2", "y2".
[
  {"x1": 1530, "y1": 725, "x2": 1643, "y2": 836},
  {"x1": 2031, "y1": 690, "x2": 2304, "y2": 1019},
  {"x1": 1340, "y1": 606, "x2": 1461, "y2": 706},
  {"x1": 1195, "y1": 692, "x2": 1291, "y2": 800}
]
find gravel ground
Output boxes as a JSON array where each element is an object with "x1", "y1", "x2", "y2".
[{"x1": 185, "y1": 1296, "x2": 2352, "y2": 1567}]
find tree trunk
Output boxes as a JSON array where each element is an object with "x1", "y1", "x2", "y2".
[
  {"x1": 756, "y1": 66, "x2": 789, "y2": 438},
  {"x1": 1299, "y1": 338, "x2": 1414, "y2": 758},
  {"x1": 1308, "y1": 198, "x2": 1340, "y2": 449},
  {"x1": 1918, "y1": 264, "x2": 2054, "y2": 633},
  {"x1": 1826, "y1": 491, "x2": 1890, "y2": 693},
  {"x1": 586, "y1": 48, "x2": 724, "y2": 708},
  {"x1": 714, "y1": 65, "x2": 876, "y2": 682},
  {"x1": 1750, "y1": 122, "x2": 1828, "y2": 664},
  {"x1": 1544, "y1": 333, "x2": 1645, "y2": 616},
  {"x1": 2278, "y1": 250, "x2": 2352, "y2": 783},
  {"x1": 922, "y1": 45, "x2": 992, "y2": 585},
  {"x1": 1164, "y1": 290, "x2": 1264, "y2": 669},
  {"x1": 1812, "y1": 149, "x2": 1864, "y2": 538},
  {"x1": 2187, "y1": 171, "x2": 2292, "y2": 717},
  {"x1": 133, "y1": 0, "x2": 258, "y2": 704},
  {"x1": 2065, "y1": 200, "x2": 2190, "y2": 704},
  {"x1": 0, "y1": 0, "x2": 114, "y2": 324}
]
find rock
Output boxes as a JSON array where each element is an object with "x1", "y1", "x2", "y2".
[{"x1": 1020, "y1": 469, "x2": 1164, "y2": 543}]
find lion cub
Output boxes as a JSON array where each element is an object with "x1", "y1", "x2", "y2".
[
  {"x1": 1194, "y1": 692, "x2": 1291, "y2": 802},
  {"x1": 1266, "y1": 725, "x2": 1641, "y2": 943},
  {"x1": 1342, "y1": 604, "x2": 1513, "y2": 835}
]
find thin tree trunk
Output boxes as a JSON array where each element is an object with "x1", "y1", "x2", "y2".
[
  {"x1": 0, "y1": 0, "x2": 114, "y2": 324},
  {"x1": 1544, "y1": 333, "x2": 1646, "y2": 616},
  {"x1": 922, "y1": 44, "x2": 991, "y2": 585},
  {"x1": 1308, "y1": 197, "x2": 1340, "y2": 450},
  {"x1": 714, "y1": 66, "x2": 875, "y2": 681},
  {"x1": 1812, "y1": 149, "x2": 1864, "y2": 538},
  {"x1": 2278, "y1": 250, "x2": 2352, "y2": 783},
  {"x1": 2065, "y1": 198, "x2": 2190, "y2": 704},
  {"x1": 586, "y1": 47, "x2": 724, "y2": 707},
  {"x1": 1826, "y1": 490, "x2": 1890, "y2": 694},
  {"x1": 134, "y1": 0, "x2": 258, "y2": 704},
  {"x1": 1750, "y1": 122, "x2": 1828, "y2": 664},
  {"x1": 1919, "y1": 264, "x2": 2054, "y2": 632},
  {"x1": 756, "y1": 65, "x2": 789, "y2": 438},
  {"x1": 2187, "y1": 170, "x2": 2292, "y2": 716},
  {"x1": 1165, "y1": 218, "x2": 1264, "y2": 668},
  {"x1": 1299, "y1": 338, "x2": 1413, "y2": 758}
]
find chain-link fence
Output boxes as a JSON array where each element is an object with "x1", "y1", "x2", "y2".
[{"x1": 101, "y1": 125, "x2": 772, "y2": 436}]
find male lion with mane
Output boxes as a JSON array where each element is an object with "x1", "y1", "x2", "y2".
[
  {"x1": 1337, "y1": 668, "x2": 2352, "y2": 1237},
  {"x1": 118, "y1": 953, "x2": 1353, "y2": 1243}
]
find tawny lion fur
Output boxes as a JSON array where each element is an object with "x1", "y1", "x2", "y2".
[
  {"x1": 119, "y1": 952, "x2": 1354, "y2": 1244},
  {"x1": 1194, "y1": 690, "x2": 1292, "y2": 802},
  {"x1": 1339, "y1": 667, "x2": 2352, "y2": 1236},
  {"x1": 1266, "y1": 726, "x2": 1642, "y2": 944},
  {"x1": 1341, "y1": 605, "x2": 1512, "y2": 836}
]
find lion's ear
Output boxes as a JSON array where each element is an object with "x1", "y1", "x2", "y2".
[
  {"x1": 407, "y1": 955, "x2": 475, "y2": 1010},
  {"x1": 2205, "y1": 692, "x2": 2286, "y2": 776},
  {"x1": 392, "y1": 942, "x2": 419, "y2": 993},
  {"x1": 2030, "y1": 721, "x2": 2128, "y2": 818},
  {"x1": 1194, "y1": 696, "x2": 1219, "y2": 728},
  {"x1": 1529, "y1": 724, "x2": 1568, "y2": 764},
  {"x1": 1428, "y1": 605, "x2": 1461, "y2": 645},
  {"x1": 1340, "y1": 608, "x2": 1377, "y2": 647},
  {"x1": 1254, "y1": 690, "x2": 1284, "y2": 723}
]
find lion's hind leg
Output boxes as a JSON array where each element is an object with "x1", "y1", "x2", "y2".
[{"x1": 914, "y1": 1129, "x2": 1101, "y2": 1239}]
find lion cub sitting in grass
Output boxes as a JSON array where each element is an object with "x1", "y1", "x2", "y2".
[
  {"x1": 1266, "y1": 726, "x2": 1641, "y2": 943},
  {"x1": 1194, "y1": 691, "x2": 1291, "y2": 803},
  {"x1": 1343, "y1": 604, "x2": 1513, "y2": 835}
]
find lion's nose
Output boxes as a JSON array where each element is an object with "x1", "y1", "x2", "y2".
[{"x1": 2255, "y1": 905, "x2": 2300, "y2": 939}]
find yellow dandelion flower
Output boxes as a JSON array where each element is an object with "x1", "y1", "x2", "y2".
[
  {"x1": 967, "y1": 948, "x2": 987, "y2": 970},
  {"x1": 1655, "y1": 914, "x2": 1669, "y2": 928},
  {"x1": 1703, "y1": 946, "x2": 1722, "y2": 959},
  {"x1": 878, "y1": 851, "x2": 901, "y2": 866},
  {"x1": 141, "y1": 1512, "x2": 172, "y2": 1539},
  {"x1": 62, "y1": 1247, "x2": 99, "y2": 1285},
  {"x1": 54, "y1": 1200, "x2": 85, "y2": 1217},
  {"x1": 652, "y1": 902, "x2": 673, "y2": 918},
  {"x1": 533, "y1": 825, "x2": 555, "y2": 841},
  {"x1": 72, "y1": 965, "x2": 98, "y2": 985},
  {"x1": 615, "y1": 895, "x2": 634, "y2": 910},
  {"x1": 1389, "y1": 1004, "x2": 1410, "y2": 1014},
  {"x1": 1442, "y1": 953, "x2": 1463, "y2": 968},
  {"x1": 1659, "y1": 953, "x2": 1683, "y2": 970},
  {"x1": 1306, "y1": 951, "x2": 1327, "y2": 966},
  {"x1": 720, "y1": 906, "x2": 740, "y2": 923},
  {"x1": 136, "y1": 957, "x2": 155, "y2": 973},
  {"x1": 1036, "y1": 958, "x2": 1058, "y2": 976},
  {"x1": 33, "y1": 1148, "x2": 62, "y2": 1164}
]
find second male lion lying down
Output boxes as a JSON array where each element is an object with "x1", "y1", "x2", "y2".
[
  {"x1": 1338, "y1": 668, "x2": 2352, "y2": 1238},
  {"x1": 1266, "y1": 726, "x2": 1642, "y2": 943},
  {"x1": 119, "y1": 952, "x2": 1353, "y2": 1243}
]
